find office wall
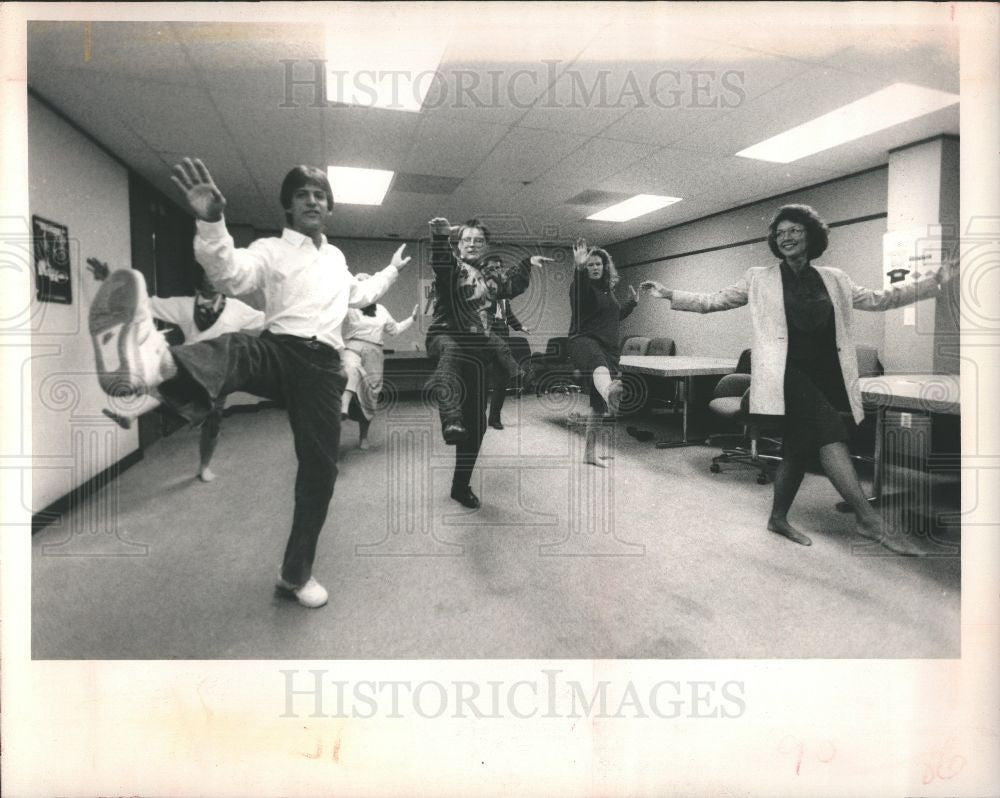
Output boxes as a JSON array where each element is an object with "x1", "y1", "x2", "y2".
[
  {"x1": 608, "y1": 169, "x2": 891, "y2": 359},
  {"x1": 29, "y1": 97, "x2": 139, "y2": 511}
]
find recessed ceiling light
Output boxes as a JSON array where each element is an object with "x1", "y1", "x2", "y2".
[
  {"x1": 328, "y1": 166, "x2": 394, "y2": 206},
  {"x1": 325, "y1": 13, "x2": 452, "y2": 112},
  {"x1": 587, "y1": 194, "x2": 682, "y2": 222},
  {"x1": 736, "y1": 82, "x2": 960, "y2": 164}
]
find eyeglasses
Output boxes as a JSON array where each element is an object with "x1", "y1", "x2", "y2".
[
  {"x1": 460, "y1": 237, "x2": 487, "y2": 246},
  {"x1": 775, "y1": 226, "x2": 806, "y2": 240}
]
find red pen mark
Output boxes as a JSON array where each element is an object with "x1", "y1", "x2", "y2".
[
  {"x1": 302, "y1": 734, "x2": 322, "y2": 760},
  {"x1": 950, "y1": 4, "x2": 955, "y2": 21},
  {"x1": 779, "y1": 736, "x2": 837, "y2": 775},
  {"x1": 331, "y1": 737, "x2": 342, "y2": 763},
  {"x1": 920, "y1": 737, "x2": 966, "y2": 784}
]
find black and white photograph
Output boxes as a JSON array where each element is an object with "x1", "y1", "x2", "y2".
[
  {"x1": 31, "y1": 214, "x2": 72, "y2": 304},
  {"x1": 2, "y1": 2, "x2": 998, "y2": 796}
]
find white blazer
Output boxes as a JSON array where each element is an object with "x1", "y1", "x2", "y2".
[{"x1": 670, "y1": 265, "x2": 942, "y2": 423}]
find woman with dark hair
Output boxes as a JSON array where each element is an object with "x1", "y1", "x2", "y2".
[
  {"x1": 641, "y1": 203, "x2": 957, "y2": 554},
  {"x1": 568, "y1": 237, "x2": 639, "y2": 466},
  {"x1": 340, "y1": 274, "x2": 418, "y2": 450}
]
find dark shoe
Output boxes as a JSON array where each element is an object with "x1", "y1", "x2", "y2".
[
  {"x1": 102, "y1": 407, "x2": 133, "y2": 429},
  {"x1": 442, "y1": 421, "x2": 468, "y2": 445},
  {"x1": 488, "y1": 419, "x2": 504, "y2": 430},
  {"x1": 450, "y1": 485, "x2": 480, "y2": 509}
]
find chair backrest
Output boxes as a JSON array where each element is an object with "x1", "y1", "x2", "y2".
[
  {"x1": 712, "y1": 372, "x2": 752, "y2": 399},
  {"x1": 736, "y1": 348, "x2": 752, "y2": 374},
  {"x1": 621, "y1": 336, "x2": 651, "y2": 356},
  {"x1": 507, "y1": 336, "x2": 532, "y2": 365},
  {"x1": 544, "y1": 336, "x2": 568, "y2": 360},
  {"x1": 646, "y1": 337, "x2": 676, "y2": 356},
  {"x1": 856, "y1": 344, "x2": 883, "y2": 378}
]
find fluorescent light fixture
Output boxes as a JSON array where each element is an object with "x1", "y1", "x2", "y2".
[
  {"x1": 327, "y1": 166, "x2": 394, "y2": 206},
  {"x1": 325, "y1": 14, "x2": 452, "y2": 112},
  {"x1": 587, "y1": 194, "x2": 682, "y2": 222},
  {"x1": 736, "y1": 82, "x2": 960, "y2": 163}
]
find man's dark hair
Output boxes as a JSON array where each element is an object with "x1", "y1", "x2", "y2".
[
  {"x1": 767, "y1": 203, "x2": 830, "y2": 260},
  {"x1": 280, "y1": 166, "x2": 334, "y2": 225}
]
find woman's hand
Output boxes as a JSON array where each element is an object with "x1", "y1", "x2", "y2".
[
  {"x1": 625, "y1": 284, "x2": 638, "y2": 302},
  {"x1": 411, "y1": 303, "x2": 420, "y2": 320},
  {"x1": 85, "y1": 257, "x2": 110, "y2": 282},
  {"x1": 170, "y1": 158, "x2": 227, "y2": 222},
  {"x1": 530, "y1": 255, "x2": 554, "y2": 268},
  {"x1": 936, "y1": 256, "x2": 959, "y2": 287},
  {"x1": 428, "y1": 217, "x2": 451, "y2": 237},
  {"x1": 640, "y1": 280, "x2": 673, "y2": 300},
  {"x1": 573, "y1": 237, "x2": 589, "y2": 267}
]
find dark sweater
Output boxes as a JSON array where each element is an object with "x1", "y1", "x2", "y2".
[{"x1": 568, "y1": 270, "x2": 637, "y2": 350}]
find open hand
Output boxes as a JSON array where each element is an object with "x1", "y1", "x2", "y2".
[
  {"x1": 170, "y1": 158, "x2": 226, "y2": 222},
  {"x1": 530, "y1": 255, "x2": 554, "y2": 268},
  {"x1": 936, "y1": 255, "x2": 959, "y2": 286},
  {"x1": 85, "y1": 257, "x2": 110, "y2": 281},
  {"x1": 573, "y1": 237, "x2": 589, "y2": 267},
  {"x1": 428, "y1": 217, "x2": 451, "y2": 237},
  {"x1": 626, "y1": 284, "x2": 638, "y2": 302},
  {"x1": 640, "y1": 280, "x2": 673, "y2": 300},
  {"x1": 391, "y1": 244, "x2": 412, "y2": 271},
  {"x1": 411, "y1": 303, "x2": 420, "y2": 320}
]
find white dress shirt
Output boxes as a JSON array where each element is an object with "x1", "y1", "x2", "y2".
[
  {"x1": 149, "y1": 295, "x2": 265, "y2": 344},
  {"x1": 194, "y1": 218, "x2": 398, "y2": 350}
]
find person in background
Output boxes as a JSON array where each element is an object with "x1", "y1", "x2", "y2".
[
  {"x1": 486, "y1": 284, "x2": 528, "y2": 431},
  {"x1": 567, "y1": 238, "x2": 639, "y2": 466},
  {"x1": 87, "y1": 257, "x2": 265, "y2": 482},
  {"x1": 89, "y1": 158, "x2": 411, "y2": 608},
  {"x1": 340, "y1": 276, "x2": 418, "y2": 450},
  {"x1": 641, "y1": 203, "x2": 957, "y2": 555}
]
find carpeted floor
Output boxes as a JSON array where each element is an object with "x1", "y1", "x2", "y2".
[{"x1": 32, "y1": 393, "x2": 960, "y2": 659}]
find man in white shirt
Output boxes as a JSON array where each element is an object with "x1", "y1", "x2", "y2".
[{"x1": 88, "y1": 158, "x2": 411, "y2": 608}]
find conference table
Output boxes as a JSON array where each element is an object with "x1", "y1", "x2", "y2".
[{"x1": 619, "y1": 355, "x2": 738, "y2": 448}]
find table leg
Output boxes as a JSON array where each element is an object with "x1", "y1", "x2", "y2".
[{"x1": 656, "y1": 375, "x2": 702, "y2": 448}]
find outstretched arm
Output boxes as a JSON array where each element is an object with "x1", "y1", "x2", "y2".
[
  {"x1": 619, "y1": 284, "x2": 639, "y2": 319},
  {"x1": 851, "y1": 258, "x2": 956, "y2": 311},
  {"x1": 642, "y1": 278, "x2": 748, "y2": 313},
  {"x1": 384, "y1": 304, "x2": 419, "y2": 336},
  {"x1": 347, "y1": 245, "x2": 410, "y2": 308},
  {"x1": 171, "y1": 157, "x2": 268, "y2": 296}
]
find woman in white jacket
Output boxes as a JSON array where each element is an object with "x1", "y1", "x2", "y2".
[
  {"x1": 641, "y1": 204, "x2": 956, "y2": 555},
  {"x1": 340, "y1": 273, "x2": 418, "y2": 449}
]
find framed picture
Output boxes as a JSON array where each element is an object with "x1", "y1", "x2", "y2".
[{"x1": 32, "y1": 215, "x2": 73, "y2": 304}]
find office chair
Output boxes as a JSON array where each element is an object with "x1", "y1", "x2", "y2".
[{"x1": 705, "y1": 349, "x2": 781, "y2": 483}]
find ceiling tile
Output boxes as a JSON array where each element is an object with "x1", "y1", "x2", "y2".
[{"x1": 469, "y1": 126, "x2": 589, "y2": 182}]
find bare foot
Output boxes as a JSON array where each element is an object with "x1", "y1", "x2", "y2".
[
  {"x1": 856, "y1": 518, "x2": 925, "y2": 556},
  {"x1": 359, "y1": 438, "x2": 370, "y2": 451},
  {"x1": 585, "y1": 456, "x2": 608, "y2": 468},
  {"x1": 198, "y1": 467, "x2": 217, "y2": 483},
  {"x1": 767, "y1": 516, "x2": 812, "y2": 546}
]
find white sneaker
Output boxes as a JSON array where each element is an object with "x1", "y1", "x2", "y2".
[
  {"x1": 89, "y1": 269, "x2": 167, "y2": 396},
  {"x1": 276, "y1": 575, "x2": 329, "y2": 608}
]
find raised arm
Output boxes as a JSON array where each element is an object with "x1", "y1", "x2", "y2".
[
  {"x1": 850, "y1": 259, "x2": 955, "y2": 311},
  {"x1": 171, "y1": 158, "x2": 269, "y2": 296},
  {"x1": 347, "y1": 245, "x2": 410, "y2": 308},
  {"x1": 619, "y1": 283, "x2": 639, "y2": 319},
  {"x1": 383, "y1": 304, "x2": 419, "y2": 336},
  {"x1": 642, "y1": 277, "x2": 749, "y2": 313}
]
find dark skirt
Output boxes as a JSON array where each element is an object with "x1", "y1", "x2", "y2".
[
  {"x1": 567, "y1": 334, "x2": 619, "y2": 412},
  {"x1": 777, "y1": 360, "x2": 853, "y2": 457}
]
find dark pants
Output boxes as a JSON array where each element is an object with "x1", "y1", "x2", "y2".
[
  {"x1": 158, "y1": 330, "x2": 346, "y2": 586},
  {"x1": 488, "y1": 324, "x2": 512, "y2": 425},
  {"x1": 427, "y1": 332, "x2": 490, "y2": 489}
]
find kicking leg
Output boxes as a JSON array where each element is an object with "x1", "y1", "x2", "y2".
[{"x1": 198, "y1": 401, "x2": 224, "y2": 482}]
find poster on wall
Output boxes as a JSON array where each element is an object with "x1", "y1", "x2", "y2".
[{"x1": 32, "y1": 215, "x2": 73, "y2": 304}]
